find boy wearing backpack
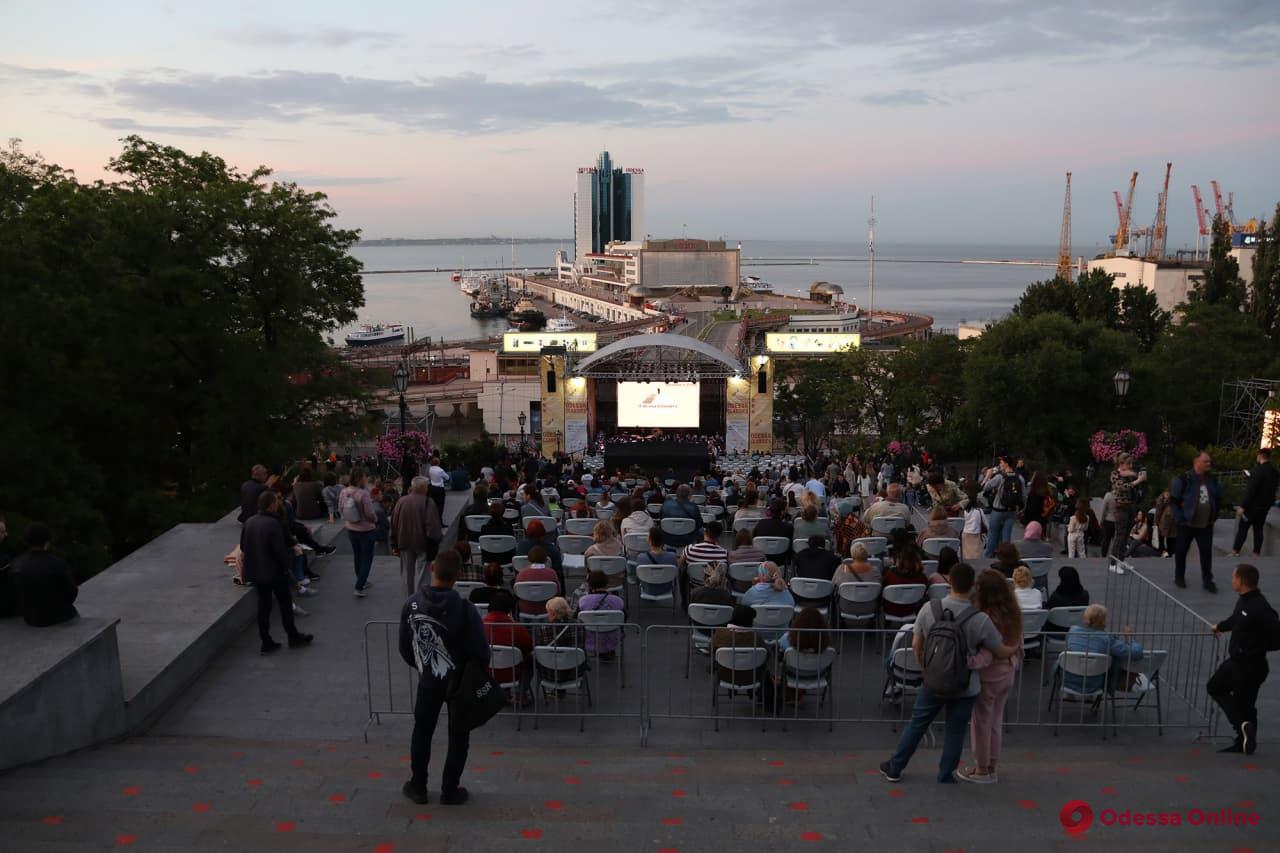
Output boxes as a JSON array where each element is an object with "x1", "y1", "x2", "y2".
[
  {"x1": 981, "y1": 458, "x2": 1026, "y2": 559},
  {"x1": 880, "y1": 562, "x2": 1018, "y2": 784},
  {"x1": 1208, "y1": 564, "x2": 1280, "y2": 755}
]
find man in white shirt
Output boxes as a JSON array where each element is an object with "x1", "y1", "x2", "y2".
[{"x1": 425, "y1": 455, "x2": 448, "y2": 520}]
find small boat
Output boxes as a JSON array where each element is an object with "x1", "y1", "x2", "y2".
[
  {"x1": 545, "y1": 309, "x2": 577, "y2": 332},
  {"x1": 509, "y1": 297, "x2": 546, "y2": 331},
  {"x1": 470, "y1": 298, "x2": 512, "y2": 318},
  {"x1": 345, "y1": 324, "x2": 405, "y2": 346},
  {"x1": 460, "y1": 275, "x2": 483, "y2": 296},
  {"x1": 451, "y1": 271, "x2": 462, "y2": 282},
  {"x1": 742, "y1": 275, "x2": 774, "y2": 293}
]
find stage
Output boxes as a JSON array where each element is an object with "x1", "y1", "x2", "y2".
[{"x1": 604, "y1": 439, "x2": 710, "y2": 479}]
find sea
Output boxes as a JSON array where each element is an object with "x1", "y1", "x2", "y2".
[{"x1": 341, "y1": 240, "x2": 1061, "y2": 344}]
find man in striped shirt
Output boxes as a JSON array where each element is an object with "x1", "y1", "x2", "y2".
[{"x1": 679, "y1": 521, "x2": 727, "y2": 603}]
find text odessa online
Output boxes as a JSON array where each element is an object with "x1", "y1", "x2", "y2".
[{"x1": 1100, "y1": 808, "x2": 1261, "y2": 827}]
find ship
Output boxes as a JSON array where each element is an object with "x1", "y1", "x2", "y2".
[
  {"x1": 545, "y1": 308, "x2": 577, "y2": 332},
  {"x1": 344, "y1": 324, "x2": 405, "y2": 346},
  {"x1": 741, "y1": 275, "x2": 774, "y2": 293},
  {"x1": 451, "y1": 271, "x2": 462, "y2": 282},
  {"x1": 470, "y1": 295, "x2": 513, "y2": 318},
  {"x1": 509, "y1": 297, "x2": 546, "y2": 331}
]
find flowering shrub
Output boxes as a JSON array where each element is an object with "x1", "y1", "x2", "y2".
[
  {"x1": 377, "y1": 429, "x2": 432, "y2": 462},
  {"x1": 887, "y1": 440, "x2": 913, "y2": 455},
  {"x1": 1089, "y1": 429, "x2": 1148, "y2": 463}
]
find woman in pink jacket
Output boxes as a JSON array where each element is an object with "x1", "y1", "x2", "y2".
[{"x1": 957, "y1": 568, "x2": 1023, "y2": 784}]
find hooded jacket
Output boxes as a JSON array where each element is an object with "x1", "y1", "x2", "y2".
[{"x1": 398, "y1": 586, "x2": 490, "y2": 689}]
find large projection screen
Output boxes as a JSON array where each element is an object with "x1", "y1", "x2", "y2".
[{"x1": 617, "y1": 382, "x2": 701, "y2": 428}]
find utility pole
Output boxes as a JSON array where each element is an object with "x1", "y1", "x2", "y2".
[{"x1": 867, "y1": 196, "x2": 876, "y2": 315}]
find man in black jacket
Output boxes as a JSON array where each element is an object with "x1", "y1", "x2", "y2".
[
  {"x1": 1233, "y1": 449, "x2": 1279, "y2": 558},
  {"x1": 399, "y1": 549, "x2": 490, "y2": 807},
  {"x1": 793, "y1": 535, "x2": 841, "y2": 580},
  {"x1": 1209, "y1": 564, "x2": 1278, "y2": 755},
  {"x1": 241, "y1": 491, "x2": 313, "y2": 655},
  {"x1": 237, "y1": 464, "x2": 269, "y2": 523},
  {"x1": 13, "y1": 523, "x2": 78, "y2": 627}
]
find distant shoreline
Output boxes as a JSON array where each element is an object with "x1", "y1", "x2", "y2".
[{"x1": 358, "y1": 237, "x2": 569, "y2": 247}]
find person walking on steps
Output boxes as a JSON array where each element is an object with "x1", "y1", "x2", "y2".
[
  {"x1": 399, "y1": 550, "x2": 489, "y2": 806},
  {"x1": 1208, "y1": 564, "x2": 1280, "y2": 755},
  {"x1": 1233, "y1": 448, "x2": 1278, "y2": 559},
  {"x1": 1170, "y1": 451, "x2": 1220, "y2": 593},
  {"x1": 241, "y1": 491, "x2": 314, "y2": 655}
]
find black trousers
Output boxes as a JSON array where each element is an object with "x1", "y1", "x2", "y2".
[
  {"x1": 1207, "y1": 656, "x2": 1268, "y2": 733},
  {"x1": 410, "y1": 681, "x2": 470, "y2": 793},
  {"x1": 1232, "y1": 513, "x2": 1268, "y2": 555},
  {"x1": 1174, "y1": 524, "x2": 1215, "y2": 585},
  {"x1": 428, "y1": 486, "x2": 447, "y2": 523},
  {"x1": 255, "y1": 576, "x2": 298, "y2": 644}
]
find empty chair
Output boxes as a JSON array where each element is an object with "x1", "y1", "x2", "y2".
[
  {"x1": 870, "y1": 516, "x2": 908, "y2": 535},
  {"x1": 558, "y1": 534, "x2": 593, "y2": 575},
  {"x1": 661, "y1": 517, "x2": 698, "y2": 549},
  {"x1": 751, "y1": 604, "x2": 795, "y2": 641},
  {"x1": 733, "y1": 516, "x2": 761, "y2": 535},
  {"x1": 463, "y1": 514, "x2": 491, "y2": 542},
  {"x1": 533, "y1": 646, "x2": 592, "y2": 730},
  {"x1": 837, "y1": 581, "x2": 881, "y2": 627},
  {"x1": 921, "y1": 537, "x2": 961, "y2": 558},
  {"x1": 881, "y1": 584, "x2": 927, "y2": 630},
  {"x1": 789, "y1": 577, "x2": 835, "y2": 617},
  {"x1": 479, "y1": 534, "x2": 517, "y2": 568},
  {"x1": 927, "y1": 582, "x2": 950, "y2": 601},
  {"x1": 753, "y1": 536, "x2": 791, "y2": 564},
  {"x1": 1020, "y1": 608, "x2": 1050, "y2": 656},
  {"x1": 514, "y1": 581, "x2": 558, "y2": 622},
  {"x1": 852, "y1": 536, "x2": 888, "y2": 558},
  {"x1": 712, "y1": 646, "x2": 770, "y2": 728},
  {"x1": 686, "y1": 603, "x2": 734, "y2": 676},
  {"x1": 564, "y1": 517, "x2": 597, "y2": 536},
  {"x1": 636, "y1": 564, "x2": 679, "y2": 611},
  {"x1": 779, "y1": 646, "x2": 837, "y2": 719},
  {"x1": 884, "y1": 640, "x2": 925, "y2": 723}
]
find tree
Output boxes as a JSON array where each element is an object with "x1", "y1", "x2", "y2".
[
  {"x1": 1013, "y1": 268, "x2": 1167, "y2": 352},
  {"x1": 957, "y1": 313, "x2": 1135, "y2": 465},
  {"x1": 1192, "y1": 214, "x2": 1246, "y2": 308},
  {"x1": 1115, "y1": 284, "x2": 1171, "y2": 352},
  {"x1": 1248, "y1": 204, "x2": 1280, "y2": 344},
  {"x1": 0, "y1": 138, "x2": 373, "y2": 575}
]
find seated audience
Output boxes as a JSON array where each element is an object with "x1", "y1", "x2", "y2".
[
  {"x1": 793, "y1": 535, "x2": 841, "y2": 580},
  {"x1": 482, "y1": 590, "x2": 533, "y2": 700},
  {"x1": 916, "y1": 505, "x2": 955, "y2": 547},
  {"x1": 469, "y1": 562, "x2": 507, "y2": 607},
  {"x1": 863, "y1": 483, "x2": 912, "y2": 526},
  {"x1": 1011, "y1": 565, "x2": 1045, "y2": 610},
  {"x1": 728, "y1": 528, "x2": 766, "y2": 565},
  {"x1": 1045, "y1": 566, "x2": 1091, "y2": 632},
  {"x1": 1019, "y1": 521, "x2": 1055, "y2": 558},
  {"x1": 692, "y1": 563, "x2": 736, "y2": 607},
  {"x1": 990, "y1": 542, "x2": 1025, "y2": 579},
  {"x1": 12, "y1": 523, "x2": 78, "y2": 627},
  {"x1": 882, "y1": 547, "x2": 930, "y2": 621},
  {"x1": 832, "y1": 542, "x2": 883, "y2": 587},
  {"x1": 740, "y1": 562, "x2": 795, "y2": 641},
  {"x1": 574, "y1": 570, "x2": 625, "y2": 658},
  {"x1": 1063, "y1": 603, "x2": 1144, "y2": 693},
  {"x1": 638, "y1": 527, "x2": 678, "y2": 598},
  {"x1": 514, "y1": 545, "x2": 561, "y2": 617}
]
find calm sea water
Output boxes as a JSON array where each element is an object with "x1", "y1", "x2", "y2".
[{"x1": 341, "y1": 240, "x2": 1059, "y2": 343}]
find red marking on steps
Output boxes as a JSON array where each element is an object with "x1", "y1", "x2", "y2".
[
  {"x1": 669, "y1": 767, "x2": 686, "y2": 775},
  {"x1": 1188, "y1": 748, "x2": 1201, "y2": 756},
  {"x1": 1101, "y1": 787, "x2": 1115, "y2": 795},
  {"x1": 1175, "y1": 775, "x2": 1191, "y2": 783},
  {"x1": 658, "y1": 849, "x2": 679, "y2": 853},
  {"x1": 291, "y1": 759, "x2": 305, "y2": 767},
  {"x1": 231, "y1": 751, "x2": 245, "y2": 759},
  {"x1": 247, "y1": 779, "x2": 263, "y2": 788},
  {"x1": 672, "y1": 790, "x2": 687, "y2": 797},
  {"x1": 1054, "y1": 767, "x2": 1071, "y2": 775},
  {"x1": 778, "y1": 778, "x2": 795, "y2": 786},
  {"x1": 374, "y1": 844, "x2": 395, "y2": 853},
  {"x1": 491, "y1": 751, "x2": 505, "y2": 757},
  {"x1": 115, "y1": 834, "x2": 138, "y2": 846},
  {"x1": 400, "y1": 755, "x2": 411, "y2": 762},
  {"x1": 521, "y1": 828, "x2": 543, "y2": 839},
  {"x1": 564, "y1": 776, "x2": 580, "y2": 785},
  {"x1": 1017, "y1": 800, "x2": 1037, "y2": 810},
  {"x1": 789, "y1": 802, "x2": 809, "y2": 811},
  {"x1": 276, "y1": 822, "x2": 296, "y2": 833},
  {"x1": 661, "y1": 817, "x2": 683, "y2": 826},
  {"x1": 667, "y1": 753, "x2": 685, "y2": 758},
  {"x1": 1237, "y1": 800, "x2": 1256, "y2": 809},
  {"x1": 192, "y1": 802, "x2": 212, "y2": 813},
  {"x1": 544, "y1": 801, "x2": 564, "y2": 810},
  {"x1": 367, "y1": 771, "x2": 383, "y2": 779},
  {"x1": 1243, "y1": 763, "x2": 1261, "y2": 771},
  {"x1": 911, "y1": 817, "x2": 929, "y2": 824},
  {"x1": 41, "y1": 816, "x2": 63, "y2": 826},
  {"x1": 415, "y1": 813, "x2": 432, "y2": 821},
  {"x1": 122, "y1": 786, "x2": 140, "y2": 797},
  {"x1": 800, "y1": 831, "x2": 823, "y2": 841},
  {"x1": 326, "y1": 745, "x2": 337, "y2": 752},
  {"x1": 473, "y1": 766, "x2": 488, "y2": 773},
  {"x1": 888, "y1": 790, "x2": 904, "y2": 798},
  {"x1": 183, "y1": 764, "x2": 200, "y2": 774},
  {"x1": 576, "y1": 760, "x2": 590, "y2": 766},
  {"x1": 329, "y1": 793, "x2": 347, "y2": 804},
  {"x1": 769, "y1": 760, "x2": 785, "y2": 767}
]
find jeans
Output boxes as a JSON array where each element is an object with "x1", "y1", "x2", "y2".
[
  {"x1": 983, "y1": 511, "x2": 1016, "y2": 558},
  {"x1": 1232, "y1": 513, "x2": 1268, "y2": 555},
  {"x1": 255, "y1": 576, "x2": 299, "y2": 645},
  {"x1": 1173, "y1": 524, "x2": 1214, "y2": 586},
  {"x1": 400, "y1": 550, "x2": 429, "y2": 598},
  {"x1": 349, "y1": 528, "x2": 376, "y2": 590},
  {"x1": 887, "y1": 686, "x2": 976, "y2": 782},
  {"x1": 410, "y1": 682, "x2": 470, "y2": 794}
]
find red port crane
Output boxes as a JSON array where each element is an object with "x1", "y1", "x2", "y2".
[
  {"x1": 1211, "y1": 180, "x2": 1226, "y2": 220},
  {"x1": 1057, "y1": 172, "x2": 1073, "y2": 282},
  {"x1": 1191, "y1": 184, "x2": 1209, "y2": 258}
]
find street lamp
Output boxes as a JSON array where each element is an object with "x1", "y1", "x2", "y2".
[
  {"x1": 1113, "y1": 368, "x2": 1131, "y2": 408},
  {"x1": 518, "y1": 411, "x2": 527, "y2": 454},
  {"x1": 392, "y1": 361, "x2": 411, "y2": 496}
]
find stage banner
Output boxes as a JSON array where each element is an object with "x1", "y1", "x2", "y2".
[
  {"x1": 725, "y1": 375, "x2": 750, "y2": 454},
  {"x1": 564, "y1": 376, "x2": 590, "y2": 456},
  {"x1": 540, "y1": 352, "x2": 565, "y2": 457},
  {"x1": 749, "y1": 357, "x2": 773, "y2": 453}
]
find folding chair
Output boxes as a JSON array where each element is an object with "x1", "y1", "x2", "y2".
[
  {"x1": 478, "y1": 535, "x2": 517, "y2": 570},
  {"x1": 647, "y1": 503, "x2": 664, "y2": 518},
  {"x1": 594, "y1": 506, "x2": 615, "y2": 521},
  {"x1": 686, "y1": 603, "x2": 734, "y2": 677},
  {"x1": 870, "y1": 516, "x2": 908, "y2": 535},
  {"x1": 779, "y1": 647, "x2": 837, "y2": 726},
  {"x1": 728, "y1": 562, "x2": 761, "y2": 599},
  {"x1": 636, "y1": 564, "x2": 679, "y2": 613},
  {"x1": 487, "y1": 645, "x2": 527, "y2": 724},
  {"x1": 927, "y1": 582, "x2": 950, "y2": 601},
  {"x1": 523, "y1": 515, "x2": 558, "y2": 535},
  {"x1": 789, "y1": 577, "x2": 835, "y2": 618},
  {"x1": 691, "y1": 494, "x2": 707, "y2": 505},
  {"x1": 1020, "y1": 608, "x2": 1050, "y2": 656},
  {"x1": 1043, "y1": 606, "x2": 1088, "y2": 673},
  {"x1": 564, "y1": 517, "x2": 597, "y2": 536},
  {"x1": 453, "y1": 581, "x2": 484, "y2": 600},
  {"x1": 852, "y1": 536, "x2": 888, "y2": 558},
  {"x1": 514, "y1": 581, "x2": 558, "y2": 623},
  {"x1": 557, "y1": 534, "x2": 592, "y2": 576},
  {"x1": 512, "y1": 555, "x2": 531, "y2": 572},
  {"x1": 1049, "y1": 650, "x2": 1112, "y2": 737},
  {"x1": 579, "y1": 608, "x2": 626, "y2": 681},
  {"x1": 1022, "y1": 558, "x2": 1052, "y2": 592},
  {"x1": 685, "y1": 561, "x2": 709, "y2": 591},
  {"x1": 881, "y1": 584, "x2": 927, "y2": 632},
  {"x1": 1108, "y1": 649, "x2": 1168, "y2": 736},
  {"x1": 712, "y1": 646, "x2": 769, "y2": 730},
  {"x1": 753, "y1": 535, "x2": 791, "y2": 566},
  {"x1": 921, "y1": 537, "x2": 961, "y2": 558},
  {"x1": 463, "y1": 514, "x2": 490, "y2": 543},
  {"x1": 533, "y1": 645, "x2": 592, "y2": 731},
  {"x1": 751, "y1": 604, "x2": 795, "y2": 645},
  {"x1": 732, "y1": 516, "x2": 761, "y2": 535},
  {"x1": 661, "y1": 517, "x2": 698, "y2": 550},
  {"x1": 586, "y1": 555, "x2": 629, "y2": 605},
  {"x1": 837, "y1": 581, "x2": 881, "y2": 627}
]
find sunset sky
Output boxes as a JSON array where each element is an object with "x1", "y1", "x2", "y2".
[{"x1": 3, "y1": 0, "x2": 1277, "y2": 247}]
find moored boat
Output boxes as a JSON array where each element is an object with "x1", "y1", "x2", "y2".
[{"x1": 345, "y1": 324, "x2": 405, "y2": 346}]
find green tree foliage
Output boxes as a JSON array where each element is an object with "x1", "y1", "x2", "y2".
[
  {"x1": 1192, "y1": 214, "x2": 1246, "y2": 308},
  {"x1": 957, "y1": 313, "x2": 1134, "y2": 464},
  {"x1": 1247, "y1": 205, "x2": 1280, "y2": 342},
  {"x1": 1012, "y1": 268, "x2": 1168, "y2": 352},
  {"x1": 0, "y1": 138, "x2": 373, "y2": 576}
]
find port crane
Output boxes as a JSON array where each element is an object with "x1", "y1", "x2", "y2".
[{"x1": 1057, "y1": 172, "x2": 1073, "y2": 281}]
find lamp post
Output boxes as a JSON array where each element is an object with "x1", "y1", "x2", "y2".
[
  {"x1": 392, "y1": 361, "x2": 411, "y2": 496},
  {"x1": 1113, "y1": 368, "x2": 1131, "y2": 409},
  {"x1": 518, "y1": 411, "x2": 527, "y2": 454}
]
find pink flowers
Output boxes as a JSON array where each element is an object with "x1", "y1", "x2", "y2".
[
  {"x1": 1089, "y1": 429, "x2": 1148, "y2": 463},
  {"x1": 376, "y1": 429, "x2": 432, "y2": 462}
]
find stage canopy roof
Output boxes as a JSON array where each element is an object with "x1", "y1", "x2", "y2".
[{"x1": 572, "y1": 332, "x2": 744, "y2": 380}]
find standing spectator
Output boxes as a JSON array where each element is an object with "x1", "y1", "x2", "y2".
[
  {"x1": 1233, "y1": 448, "x2": 1278, "y2": 558},
  {"x1": 1209, "y1": 564, "x2": 1277, "y2": 754},
  {"x1": 450, "y1": 460, "x2": 471, "y2": 492},
  {"x1": 1170, "y1": 451, "x2": 1221, "y2": 592},
  {"x1": 321, "y1": 471, "x2": 343, "y2": 523},
  {"x1": 399, "y1": 550, "x2": 489, "y2": 806},
  {"x1": 340, "y1": 467, "x2": 378, "y2": 597},
  {"x1": 12, "y1": 523, "x2": 79, "y2": 627},
  {"x1": 291, "y1": 468, "x2": 327, "y2": 521},
  {"x1": 1100, "y1": 490, "x2": 1117, "y2": 557},
  {"x1": 391, "y1": 477, "x2": 444, "y2": 598},
  {"x1": 0, "y1": 514, "x2": 15, "y2": 619},
  {"x1": 879, "y1": 563, "x2": 1016, "y2": 785},
  {"x1": 981, "y1": 459, "x2": 1025, "y2": 559},
  {"x1": 961, "y1": 483, "x2": 986, "y2": 560},
  {"x1": 240, "y1": 494, "x2": 313, "y2": 654},
  {"x1": 1022, "y1": 472, "x2": 1056, "y2": 534},
  {"x1": 1108, "y1": 454, "x2": 1146, "y2": 561},
  {"x1": 926, "y1": 471, "x2": 965, "y2": 514},
  {"x1": 425, "y1": 454, "x2": 449, "y2": 521},
  {"x1": 238, "y1": 464, "x2": 269, "y2": 523},
  {"x1": 958, "y1": 568, "x2": 1024, "y2": 783},
  {"x1": 1066, "y1": 500, "x2": 1089, "y2": 559}
]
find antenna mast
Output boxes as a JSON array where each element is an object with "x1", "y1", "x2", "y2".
[{"x1": 867, "y1": 196, "x2": 876, "y2": 315}]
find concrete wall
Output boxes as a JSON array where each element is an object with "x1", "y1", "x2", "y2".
[{"x1": 1087, "y1": 256, "x2": 1207, "y2": 312}]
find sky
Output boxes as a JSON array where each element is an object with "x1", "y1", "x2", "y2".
[{"x1": 3, "y1": 0, "x2": 1279, "y2": 248}]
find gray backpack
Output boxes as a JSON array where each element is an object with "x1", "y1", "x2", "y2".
[{"x1": 921, "y1": 599, "x2": 977, "y2": 698}]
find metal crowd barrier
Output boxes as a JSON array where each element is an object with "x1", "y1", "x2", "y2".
[{"x1": 363, "y1": 620, "x2": 645, "y2": 742}]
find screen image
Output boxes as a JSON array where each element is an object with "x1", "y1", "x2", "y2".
[{"x1": 617, "y1": 382, "x2": 701, "y2": 428}]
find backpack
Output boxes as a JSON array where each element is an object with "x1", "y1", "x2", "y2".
[
  {"x1": 921, "y1": 599, "x2": 978, "y2": 698},
  {"x1": 340, "y1": 488, "x2": 364, "y2": 523},
  {"x1": 995, "y1": 474, "x2": 1025, "y2": 512}
]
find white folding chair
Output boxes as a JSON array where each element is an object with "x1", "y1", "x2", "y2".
[
  {"x1": 478, "y1": 535, "x2": 517, "y2": 569},
  {"x1": 594, "y1": 506, "x2": 615, "y2": 521},
  {"x1": 881, "y1": 584, "x2": 927, "y2": 631},
  {"x1": 463, "y1": 514, "x2": 491, "y2": 542},
  {"x1": 533, "y1": 645, "x2": 592, "y2": 730},
  {"x1": 1020, "y1": 608, "x2": 1050, "y2": 655},
  {"x1": 523, "y1": 515, "x2": 558, "y2": 534},
  {"x1": 780, "y1": 647, "x2": 837, "y2": 723},
  {"x1": 514, "y1": 581, "x2": 558, "y2": 623},
  {"x1": 691, "y1": 494, "x2": 707, "y2": 505},
  {"x1": 586, "y1": 555, "x2": 628, "y2": 603},
  {"x1": 661, "y1": 517, "x2": 697, "y2": 549},
  {"x1": 733, "y1": 516, "x2": 761, "y2": 535},
  {"x1": 927, "y1": 582, "x2": 950, "y2": 601},
  {"x1": 557, "y1": 535, "x2": 593, "y2": 575},
  {"x1": 636, "y1": 564, "x2": 679, "y2": 612},
  {"x1": 852, "y1": 536, "x2": 888, "y2": 557},
  {"x1": 1043, "y1": 606, "x2": 1088, "y2": 659},
  {"x1": 837, "y1": 581, "x2": 881, "y2": 627},
  {"x1": 728, "y1": 562, "x2": 761, "y2": 599},
  {"x1": 647, "y1": 503, "x2": 664, "y2": 518},
  {"x1": 753, "y1": 536, "x2": 791, "y2": 565},
  {"x1": 789, "y1": 577, "x2": 834, "y2": 617},
  {"x1": 622, "y1": 532, "x2": 651, "y2": 558},
  {"x1": 512, "y1": 555, "x2": 531, "y2": 572},
  {"x1": 922, "y1": 560, "x2": 939, "y2": 574},
  {"x1": 870, "y1": 516, "x2": 908, "y2": 535},
  {"x1": 453, "y1": 581, "x2": 484, "y2": 600},
  {"x1": 1108, "y1": 649, "x2": 1168, "y2": 736},
  {"x1": 564, "y1": 517, "x2": 597, "y2": 536},
  {"x1": 921, "y1": 537, "x2": 961, "y2": 558},
  {"x1": 686, "y1": 603, "x2": 734, "y2": 676},
  {"x1": 751, "y1": 603, "x2": 795, "y2": 643},
  {"x1": 712, "y1": 646, "x2": 769, "y2": 729},
  {"x1": 579, "y1": 608, "x2": 627, "y2": 678},
  {"x1": 1050, "y1": 651, "x2": 1113, "y2": 737},
  {"x1": 685, "y1": 561, "x2": 710, "y2": 590},
  {"x1": 487, "y1": 644, "x2": 527, "y2": 721}
]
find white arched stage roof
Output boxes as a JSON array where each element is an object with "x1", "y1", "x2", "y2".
[{"x1": 572, "y1": 332, "x2": 744, "y2": 379}]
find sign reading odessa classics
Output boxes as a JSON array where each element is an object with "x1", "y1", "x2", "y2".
[
  {"x1": 503, "y1": 332, "x2": 598, "y2": 353},
  {"x1": 764, "y1": 333, "x2": 861, "y2": 353}
]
